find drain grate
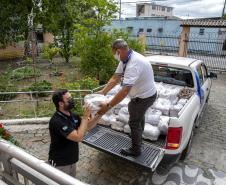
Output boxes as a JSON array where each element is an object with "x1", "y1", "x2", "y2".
[{"x1": 83, "y1": 125, "x2": 165, "y2": 170}]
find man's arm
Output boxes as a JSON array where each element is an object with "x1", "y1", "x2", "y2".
[
  {"x1": 66, "y1": 117, "x2": 89, "y2": 142},
  {"x1": 67, "y1": 105, "x2": 91, "y2": 142},
  {"x1": 97, "y1": 86, "x2": 131, "y2": 115},
  {"x1": 99, "y1": 74, "x2": 121, "y2": 95}
]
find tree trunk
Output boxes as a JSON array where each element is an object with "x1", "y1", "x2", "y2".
[{"x1": 24, "y1": 30, "x2": 30, "y2": 58}]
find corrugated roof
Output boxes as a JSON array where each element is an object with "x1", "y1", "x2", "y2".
[{"x1": 181, "y1": 18, "x2": 226, "y2": 28}]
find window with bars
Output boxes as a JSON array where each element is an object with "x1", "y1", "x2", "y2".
[
  {"x1": 199, "y1": 28, "x2": 205, "y2": 35},
  {"x1": 147, "y1": 28, "x2": 152, "y2": 33}
]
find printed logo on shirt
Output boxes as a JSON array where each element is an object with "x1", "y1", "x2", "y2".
[{"x1": 62, "y1": 125, "x2": 68, "y2": 131}]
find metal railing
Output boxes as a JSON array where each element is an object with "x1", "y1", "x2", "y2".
[
  {"x1": 0, "y1": 139, "x2": 87, "y2": 185},
  {"x1": 0, "y1": 86, "x2": 105, "y2": 120},
  {"x1": 131, "y1": 33, "x2": 226, "y2": 72}
]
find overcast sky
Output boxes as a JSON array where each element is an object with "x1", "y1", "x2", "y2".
[{"x1": 118, "y1": 0, "x2": 226, "y2": 19}]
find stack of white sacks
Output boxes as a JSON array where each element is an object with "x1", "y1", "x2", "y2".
[{"x1": 84, "y1": 82, "x2": 189, "y2": 141}]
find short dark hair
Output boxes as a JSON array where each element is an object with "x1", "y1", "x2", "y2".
[
  {"x1": 112, "y1": 39, "x2": 128, "y2": 50},
  {"x1": 52, "y1": 89, "x2": 68, "y2": 109}
]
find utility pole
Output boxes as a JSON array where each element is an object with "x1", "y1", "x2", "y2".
[
  {"x1": 119, "y1": 0, "x2": 121, "y2": 20},
  {"x1": 222, "y1": 0, "x2": 226, "y2": 18}
]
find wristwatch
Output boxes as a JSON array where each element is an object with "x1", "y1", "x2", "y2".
[{"x1": 107, "y1": 103, "x2": 113, "y2": 109}]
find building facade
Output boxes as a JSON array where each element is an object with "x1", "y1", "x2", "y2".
[
  {"x1": 136, "y1": 3, "x2": 173, "y2": 17},
  {"x1": 105, "y1": 17, "x2": 226, "y2": 55}
]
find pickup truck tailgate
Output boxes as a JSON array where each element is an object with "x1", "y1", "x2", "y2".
[{"x1": 83, "y1": 125, "x2": 165, "y2": 171}]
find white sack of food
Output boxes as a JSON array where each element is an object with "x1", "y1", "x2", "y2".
[
  {"x1": 117, "y1": 107, "x2": 129, "y2": 124},
  {"x1": 159, "y1": 88, "x2": 179, "y2": 104},
  {"x1": 142, "y1": 123, "x2": 160, "y2": 141},
  {"x1": 145, "y1": 108, "x2": 162, "y2": 126},
  {"x1": 111, "y1": 124, "x2": 124, "y2": 132},
  {"x1": 158, "y1": 116, "x2": 169, "y2": 134},
  {"x1": 107, "y1": 84, "x2": 121, "y2": 95},
  {"x1": 117, "y1": 114, "x2": 129, "y2": 124},
  {"x1": 114, "y1": 107, "x2": 121, "y2": 115},
  {"x1": 98, "y1": 115, "x2": 111, "y2": 126},
  {"x1": 169, "y1": 103, "x2": 183, "y2": 117},
  {"x1": 109, "y1": 116, "x2": 125, "y2": 131},
  {"x1": 155, "y1": 82, "x2": 165, "y2": 93},
  {"x1": 84, "y1": 94, "x2": 108, "y2": 111},
  {"x1": 152, "y1": 98, "x2": 171, "y2": 116},
  {"x1": 119, "y1": 97, "x2": 130, "y2": 107},
  {"x1": 106, "y1": 95, "x2": 114, "y2": 101},
  {"x1": 178, "y1": 98, "x2": 188, "y2": 105},
  {"x1": 118, "y1": 106, "x2": 129, "y2": 115},
  {"x1": 84, "y1": 94, "x2": 106, "y2": 103},
  {"x1": 114, "y1": 97, "x2": 130, "y2": 110},
  {"x1": 124, "y1": 124, "x2": 131, "y2": 134}
]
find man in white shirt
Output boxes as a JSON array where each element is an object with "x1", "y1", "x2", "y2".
[{"x1": 97, "y1": 39, "x2": 157, "y2": 157}]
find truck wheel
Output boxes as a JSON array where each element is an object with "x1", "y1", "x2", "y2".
[{"x1": 180, "y1": 131, "x2": 193, "y2": 161}]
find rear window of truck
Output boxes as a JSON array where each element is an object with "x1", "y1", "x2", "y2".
[{"x1": 152, "y1": 64, "x2": 194, "y2": 87}]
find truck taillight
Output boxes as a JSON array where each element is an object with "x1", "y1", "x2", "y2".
[{"x1": 165, "y1": 127, "x2": 182, "y2": 150}]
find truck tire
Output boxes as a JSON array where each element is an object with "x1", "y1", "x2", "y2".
[{"x1": 180, "y1": 131, "x2": 193, "y2": 161}]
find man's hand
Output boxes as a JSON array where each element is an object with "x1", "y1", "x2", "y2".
[
  {"x1": 87, "y1": 114, "x2": 102, "y2": 131},
  {"x1": 96, "y1": 102, "x2": 109, "y2": 116}
]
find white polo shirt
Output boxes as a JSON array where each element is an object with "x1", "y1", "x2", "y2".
[{"x1": 115, "y1": 51, "x2": 156, "y2": 99}]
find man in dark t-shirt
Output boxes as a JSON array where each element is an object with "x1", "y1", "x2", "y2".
[{"x1": 49, "y1": 89, "x2": 100, "y2": 177}]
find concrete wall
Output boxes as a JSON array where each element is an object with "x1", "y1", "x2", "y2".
[{"x1": 4, "y1": 118, "x2": 50, "y2": 161}]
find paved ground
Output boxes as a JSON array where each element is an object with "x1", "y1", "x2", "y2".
[
  {"x1": 4, "y1": 73, "x2": 226, "y2": 185},
  {"x1": 184, "y1": 73, "x2": 226, "y2": 172}
]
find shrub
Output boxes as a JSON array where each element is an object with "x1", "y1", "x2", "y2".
[
  {"x1": 62, "y1": 82, "x2": 81, "y2": 101},
  {"x1": 10, "y1": 66, "x2": 41, "y2": 80},
  {"x1": 0, "y1": 76, "x2": 17, "y2": 100},
  {"x1": 0, "y1": 84, "x2": 17, "y2": 101},
  {"x1": 111, "y1": 29, "x2": 145, "y2": 53},
  {"x1": 79, "y1": 33, "x2": 117, "y2": 84},
  {"x1": 36, "y1": 102, "x2": 56, "y2": 117},
  {"x1": 26, "y1": 80, "x2": 52, "y2": 97},
  {"x1": 79, "y1": 76, "x2": 99, "y2": 90},
  {"x1": 75, "y1": 29, "x2": 145, "y2": 84},
  {"x1": 128, "y1": 38, "x2": 145, "y2": 54},
  {"x1": 0, "y1": 123, "x2": 20, "y2": 146},
  {"x1": 42, "y1": 44, "x2": 60, "y2": 63}
]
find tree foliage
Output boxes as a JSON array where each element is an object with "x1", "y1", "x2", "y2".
[
  {"x1": 76, "y1": 27, "x2": 145, "y2": 84},
  {"x1": 40, "y1": 0, "x2": 96, "y2": 62},
  {"x1": 73, "y1": 0, "x2": 118, "y2": 83},
  {"x1": 0, "y1": 0, "x2": 40, "y2": 48},
  {"x1": 79, "y1": 33, "x2": 117, "y2": 84}
]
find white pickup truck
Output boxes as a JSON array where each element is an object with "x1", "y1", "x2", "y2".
[{"x1": 83, "y1": 55, "x2": 217, "y2": 171}]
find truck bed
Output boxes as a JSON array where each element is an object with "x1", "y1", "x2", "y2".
[{"x1": 83, "y1": 125, "x2": 165, "y2": 171}]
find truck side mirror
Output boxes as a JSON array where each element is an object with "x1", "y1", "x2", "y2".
[{"x1": 208, "y1": 72, "x2": 217, "y2": 79}]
